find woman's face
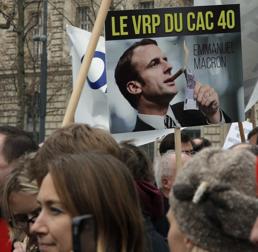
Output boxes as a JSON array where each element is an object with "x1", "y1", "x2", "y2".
[
  {"x1": 31, "y1": 173, "x2": 73, "y2": 252},
  {"x1": 167, "y1": 208, "x2": 191, "y2": 252},
  {"x1": 9, "y1": 191, "x2": 38, "y2": 233}
]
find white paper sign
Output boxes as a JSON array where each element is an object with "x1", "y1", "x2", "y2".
[{"x1": 223, "y1": 121, "x2": 253, "y2": 149}]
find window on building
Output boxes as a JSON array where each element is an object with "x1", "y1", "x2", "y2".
[
  {"x1": 182, "y1": 127, "x2": 201, "y2": 138},
  {"x1": 76, "y1": 6, "x2": 92, "y2": 31},
  {"x1": 139, "y1": 1, "x2": 154, "y2": 9},
  {"x1": 31, "y1": 11, "x2": 42, "y2": 61}
]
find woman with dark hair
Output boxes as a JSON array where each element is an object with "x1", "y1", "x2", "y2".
[
  {"x1": 120, "y1": 142, "x2": 169, "y2": 252},
  {"x1": 31, "y1": 152, "x2": 145, "y2": 252}
]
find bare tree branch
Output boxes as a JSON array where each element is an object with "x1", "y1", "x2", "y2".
[
  {"x1": 47, "y1": 0, "x2": 74, "y2": 25},
  {"x1": 70, "y1": 0, "x2": 81, "y2": 8},
  {"x1": 0, "y1": 2, "x2": 16, "y2": 29}
]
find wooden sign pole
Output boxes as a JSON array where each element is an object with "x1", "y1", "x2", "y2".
[
  {"x1": 62, "y1": 0, "x2": 112, "y2": 127},
  {"x1": 174, "y1": 128, "x2": 182, "y2": 170},
  {"x1": 238, "y1": 122, "x2": 245, "y2": 142},
  {"x1": 251, "y1": 105, "x2": 257, "y2": 128}
]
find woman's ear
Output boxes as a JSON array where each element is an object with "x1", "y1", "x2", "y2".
[
  {"x1": 184, "y1": 237, "x2": 194, "y2": 251},
  {"x1": 126, "y1": 81, "x2": 142, "y2": 94},
  {"x1": 161, "y1": 177, "x2": 170, "y2": 190}
]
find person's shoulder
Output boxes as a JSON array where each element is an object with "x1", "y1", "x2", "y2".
[
  {"x1": 144, "y1": 217, "x2": 169, "y2": 252},
  {"x1": 170, "y1": 101, "x2": 184, "y2": 111},
  {"x1": 133, "y1": 117, "x2": 155, "y2": 132}
]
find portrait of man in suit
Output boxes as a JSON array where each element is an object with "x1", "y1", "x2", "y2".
[{"x1": 114, "y1": 38, "x2": 231, "y2": 132}]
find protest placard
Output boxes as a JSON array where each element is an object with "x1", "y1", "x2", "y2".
[{"x1": 105, "y1": 5, "x2": 244, "y2": 133}]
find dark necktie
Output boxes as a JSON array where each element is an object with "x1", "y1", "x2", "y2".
[{"x1": 164, "y1": 115, "x2": 175, "y2": 128}]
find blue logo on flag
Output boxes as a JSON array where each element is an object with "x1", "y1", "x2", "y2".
[{"x1": 81, "y1": 51, "x2": 107, "y2": 90}]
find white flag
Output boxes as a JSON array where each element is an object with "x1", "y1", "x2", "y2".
[
  {"x1": 66, "y1": 25, "x2": 109, "y2": 130},
  {"x1": 245, "y1": 82, "x2": 258, "y2": 112},
  {"x1": 223, "y1": 121, "x2": 253, "y2": 149}
]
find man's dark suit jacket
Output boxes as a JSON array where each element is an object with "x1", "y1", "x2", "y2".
[{"x1": 133, "y1": 102, "x2": 232, "y2": 132}]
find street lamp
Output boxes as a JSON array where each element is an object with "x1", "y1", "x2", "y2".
[{"x1": 33, "y1": 0, "x2": 48, "y2": 143}]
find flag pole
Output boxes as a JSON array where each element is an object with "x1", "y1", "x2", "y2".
[
  {"x1": 62, "y1": 0, "x2": 112, "y2": 127},
  {"x1": 175, "y1": 128, "x2": 182, "y2": 170},
  {"x1": 251, "y1": 105, "x2": 257, "y2": 128},
  {"x1": 238, "y1": 122, "x2": 245, "y2": 142}
]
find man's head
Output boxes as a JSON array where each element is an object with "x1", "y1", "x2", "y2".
[
  {"x1": 120, "y1": 141, "x2": 154, "y2": 182},
  {"x1": 181, "y1": 134, "x2": 194, "y2": 155},
  {"x1": 155, "y1": 150, "x2": 191, "y2": 198},
  {"x1": 192, "y1": 137, "x2": 211, "y2": 152},
  {"x1": 159, "y1": 133, "x2": 194, "y2": 156},
  {"x1": 0, "y1": 126, "x2": 37, "y2": 163},
  {"x1": 169, "y1": 147, "x2": 258, "y2": 252},
  {"x1": 0, "y1": 126, "x2": 38, "y2": 190},
  {"x1": 115, "y1": 39, "x2": 177, "y2": 111},
  {"x1": 247, "y1": 127, "x2": 258, "y2": 145}
]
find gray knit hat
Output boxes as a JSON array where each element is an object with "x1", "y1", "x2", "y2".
[{"x1": 170, "y1": 147, "x2": 258, "y2": 252}]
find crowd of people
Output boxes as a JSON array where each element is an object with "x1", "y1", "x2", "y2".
[{"x1": 0, "y1": 124, "x2": 257, "y2": 252}]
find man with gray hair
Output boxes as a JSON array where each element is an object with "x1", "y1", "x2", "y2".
[
  {"x1": 154, "y1": 150, "x2": 191, "y2": 237},
  {"x1": 155, "y1": 150, "x2": 191, "y2": 198}
]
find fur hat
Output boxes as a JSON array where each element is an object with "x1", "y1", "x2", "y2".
[{"x1": 170, "y1": 147, "x2": 258, "y2": 252}]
